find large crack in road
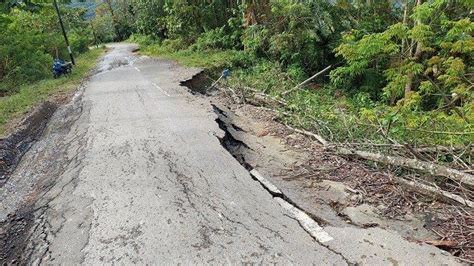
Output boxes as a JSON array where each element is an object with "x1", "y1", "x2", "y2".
[{"x1": 211, "y1": 103, "x2": 355, "y2": 264}]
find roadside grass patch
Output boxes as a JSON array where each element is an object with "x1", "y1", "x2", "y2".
[
  {"x1": 141, "y1": 43, "x2": 249, "y2": 70},
  {"x1": 0, "y1": 48, "x2": 104, "y2": 136}
]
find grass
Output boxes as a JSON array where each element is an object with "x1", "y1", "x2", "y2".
[
  {"x1": 0, "y1": 48, "x2": 104, "y2": 136},
  {"x1": 138, "y1": 41, "x2": 472, "y2": 147},
  {"x1": 142, "y1": 44, "x2": 245, "y2": 69}
]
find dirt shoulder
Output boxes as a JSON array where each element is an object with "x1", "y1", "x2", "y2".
[
  {"x1": 207, "y1": 92, "x2": 472, "y2": 262},
  {"x1": 0, "y1": 49, "x2": 104, "y2": 186}
]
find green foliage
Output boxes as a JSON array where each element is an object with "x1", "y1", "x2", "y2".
[
  {"x1": 0, "y1": 48, "x2": 103, "y2": 136},
  {"x1": 239, "y1": 0, "x2": 351, "y2": 75},
  {"x1": 140, "y1": 41, "x2": 252, "y2": 70},
  {"x1": 130, "y1": 0, "x2": 236, "y2": 44},
  {"x1": 332, "y1": 0, "x2": 473, "y2": 109},
  {"x1": 91, "y1": 6, "x2": 116, "y2": 43},
  {"x1": 0, "y1": 3, "x2": 94, "y2": 94},
  {"x1": 191, "y1": 14, "x2": 244, "y2": 51},
  {"x1": 103, "y1": 0, "x2": 474, "y2": 146},
  {"x1": 132, "y1": 0, "x2": 166, "y2": 37},
  {"x1": 1, "y1": 9, "x2": 53, "y2": 90}
]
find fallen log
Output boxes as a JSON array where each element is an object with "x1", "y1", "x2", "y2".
[
  {"x1": 341, "y1": 143, "x2": 472, "y2": 155},
  {"x1": 218, "y1": 84, "x2": 474, "y2": 202},
  {"x1": 336, "y1": 147, "x2": 474, "y2": 188},
  {"x1": 396, "y1": 178, "x2": 473, "y2": 208}
]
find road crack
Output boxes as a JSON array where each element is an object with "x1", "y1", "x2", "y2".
[{"x1": 212, "y1": 104, "x2": 356, "y2": 265}]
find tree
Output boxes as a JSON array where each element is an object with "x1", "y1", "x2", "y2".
[{"x1": 331, "y1": 0, "x2": 473, "y2": 115}]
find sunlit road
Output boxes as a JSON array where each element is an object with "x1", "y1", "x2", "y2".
[{"x1": 1, "y1": 44, "x2": 346, "y2": 264}]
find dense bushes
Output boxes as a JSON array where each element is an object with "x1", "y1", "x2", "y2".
[
  {"x1": 0, "y1": 3, "x2": 94, "y2": 94},
  {"x1": 125, "y1": 0, "x2": 472, "y2": 145},
  {"x1": 331, "y1": 0, "x2": 473, "y2": 105},
  {"x1": 3, "y1": 0, "x2": 469, "y2": 145}
]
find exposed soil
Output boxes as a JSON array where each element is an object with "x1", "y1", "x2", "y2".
[
  {"x1": 180, "y1": 71, "x2": 214, "y2": 95},
  {"x1": 0, "y1": 102, "x2": 57, "y2": 186},
  {"x1": 0, "y1": 59, "x2": 100, "y2": 264},
  {"x1": 0, "y1": 205, "x2": 35, "y2": 263}
]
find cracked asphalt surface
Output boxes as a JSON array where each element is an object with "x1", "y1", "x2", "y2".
[
  {"x1": 0, "y1": 44, "x2": 347, "y2": 264},
  {"x1": 0, "y1": 44, "x2": 463, "y2": 265}
]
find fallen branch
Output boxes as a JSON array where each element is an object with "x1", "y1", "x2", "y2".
[
  {"x1": 282, "y1": 65, "x2": 333, "y2": 96},
  {"x1": 254, "y1": 92, "x2": 288, "y2": 106},
  {"x1": 242, "y1": 87, "x2": 288, "y2": 106},
  {"x1": 336, "y1": 147, "x2": 474, "y2": 188},
  {"x1": 285, "y1": 124, "x2": 328, "y2": 146},
  {"x1": 396, "y1": 178, "x2": 474, "y2": 208},
  {"x1": 209, "y1": 73, "x2": 224, "y2": 90},
  {"x1": 218, "y1": 83, "x2": 474, "y2": 207}
]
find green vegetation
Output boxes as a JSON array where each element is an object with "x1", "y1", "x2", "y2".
[
  {"x1": 139, "y1": 43, "x2": 245, "y2": 70},
  {"x1": 1, "y1": 0, "x2": 472, "y2": 147},
  {"x1": 0, "y1": 1, "x2": 93, "y2": 93},
  {"x1": 0, "y1": 48, "x2": 103, "y2": 135},
  {"x1": 0, "y1": 1, "x2": 100, "y2": 133},
  {"x1": 124, "y1": 0, "x2": 473, "y2": 147}
]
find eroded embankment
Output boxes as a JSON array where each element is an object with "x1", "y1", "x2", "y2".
[
  {"x1": 180, "y1": 71, "x2": 215, "y2": 95},
  {"x1": 0, "y1": 80, "x2": 91, "y2": 264},
  {"x1": 212, "y1": 105, "x2": 253, "y2": 170},
  {"x1": 211, "y1": 104, "x2": 330, "y2": 225},
  {"x1": 0, "y1": 103, "x2": 58, "y2": 263},
  {"x1": 0, "y1": 102, "x2": 57, "y2": 186}
]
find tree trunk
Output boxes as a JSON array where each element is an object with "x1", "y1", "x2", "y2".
[
  {"x1": 404, "y1": 0, "x2": 423, "y2": 98},
  {"x1": 401, "y1": 0, "x2": 409, "y2": 55},
  {"x1": 285, "y1": 124, "x2": 329, "y2": 146}
]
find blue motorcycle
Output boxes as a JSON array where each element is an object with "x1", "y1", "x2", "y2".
[{"x1": 52, "y1": 59, "x2": 72, "y2": 78}]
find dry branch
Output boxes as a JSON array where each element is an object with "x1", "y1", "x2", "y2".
[
  {"x1": 336, "y1": 147, "x2": 474, "y2": 188},
  {"x1": 253, "y1": 92, "x2": 288, "y2": 106},
  {"x1": 223, "y1": 84, "x2": 474, "y2": 207},
  {"x1": 285, "y1": 124, "x2": 329, "y2": 146},
  {"x1": 396, "y1": 178, "x2": 473, "y2": 208},
  {"x1": 282, "y1": 65, "x2": 333, "y2": 96}
]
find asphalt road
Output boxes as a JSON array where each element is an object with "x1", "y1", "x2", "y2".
[
  {"x1": 1, "y1": 44, "x2": 346, "y2": 264},
  {"x1": 0, "y1": 44, "x2": 461, "y2": 265}
]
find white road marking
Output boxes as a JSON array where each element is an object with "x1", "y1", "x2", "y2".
[
  {"x1": 152, "y1": 83, "x2": 171, "y2": 97},
  {"x1": 276, "y1": 198, "x2": 334, "y2": 243},
  {"x1": 134, "y1": 66, "x2": 141, "y2": 72},
  {"x1": 250, "y1": 169, "x2": 282, "y2": 196},
  {"x1": 250, "y1": 169, "x2": 334, "y2": 243}
]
